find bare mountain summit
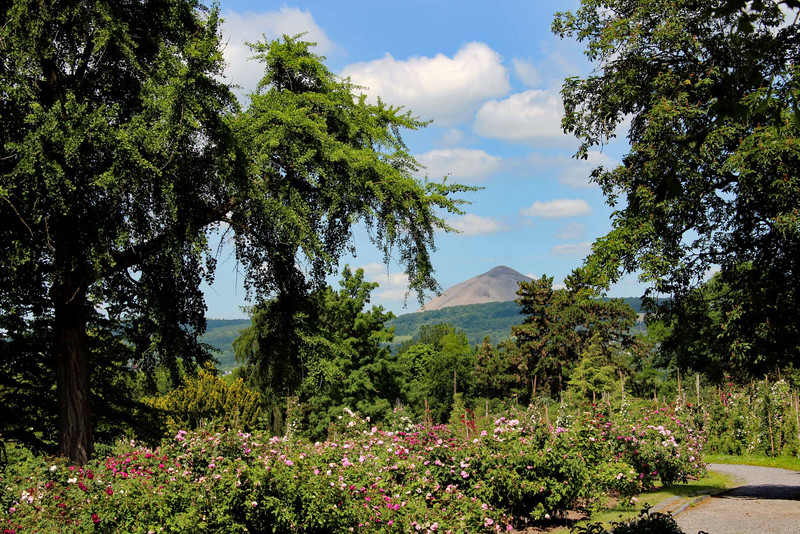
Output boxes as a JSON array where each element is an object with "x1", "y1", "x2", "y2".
[{"x1": 421, "y1": 266, "x2": 532, "y2": 311}]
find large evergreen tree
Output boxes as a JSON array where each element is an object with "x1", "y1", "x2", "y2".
[
  {"x1": 0, "y1": 2, "x2": 468, "y2": 462},
  {"x1": 553, "y1": 0, "x2": 800, "y2": 372},
  {"x1": 234, "y1": 267, "x2": 401, "y2": 439},
  {"x1": 512, "y1": 271, "x2": 636, "y2": 397}
]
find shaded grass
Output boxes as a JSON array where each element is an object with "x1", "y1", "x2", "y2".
[
  {"x1": 705, "y1": 453, "x2": 800, "y2": 471},
  {"x1": 549, "y1": 469, "x2": 738, "y2": 533}
]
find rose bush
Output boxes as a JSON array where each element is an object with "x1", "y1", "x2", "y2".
[{"x1": 1, "y1": 403, "x2": 704, "y2": 533}]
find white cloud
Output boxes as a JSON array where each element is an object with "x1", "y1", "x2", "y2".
[
  {"x1": 520, "y1": 199, "x2": 592, "y2": 219},
  {"x1": 357, "y1": 261, "x2": 387, "y2": 277},
  {"x1": 373, "y1": 287, "x2": 410, "y2": 303},
  {"x1": 512, "y1": 58, "x2": 541, "y2": 87},
  {"x1": 220, "y1": 8, "x2": 338, "y2": 98},
  {"x1": 473, "y1": 89, "x2": 574, "y2": 146},
  {"x1": 559, "y1": 150, "x2": 617, "y2": 188},
  {"x1": 415, "y1": 148, "x2": 502, "y2": 183},
  {"x1": 554, "y1": 222, "x2": 586, "y2": 240},
  {"x1": 341, "y1": 42, "x2": 510, "y2": 125},
  {"x1": 436, "y1": 128, "x2": 467, "y2": 148},
  {"x1": 703, "y1": 265, "x2": 721, "y2": 281},
  {"x1": 550, "y1": 241, "x2": 592, "y2": 256},
  {"x1": 779, "y1": 3, "x2": 799, "y2": 29},
  {"x1": 445, "y1": 214, "x2": 510, "y2": 236},
  {"x1": 358, "y1": 262, "x2": 409, "y2": 289},
  {"x1": 357, "y1": 264, "x2": 411, "y2": 305}
]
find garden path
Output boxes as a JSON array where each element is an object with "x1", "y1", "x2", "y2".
[{"x1": 674, "y1": 463, "x2": 800, "y2": 534}]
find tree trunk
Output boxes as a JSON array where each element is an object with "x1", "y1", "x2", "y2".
[{"x1": 53, "y1": 280, "x2": 93, "y2": 464}]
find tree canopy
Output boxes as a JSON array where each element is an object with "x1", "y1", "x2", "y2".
[
  {"x1": 234, "y1": 267, "x2": 401, "y2": 439},
  {"x1": 553, "y1": 0, "x2": 800, "y2": 373},
  {"x1": 512, "y1": 272, "x2": 636, "y2": 396},
  {"x1": 0, "y1": 1, "x2": 470, "y2": 462}
]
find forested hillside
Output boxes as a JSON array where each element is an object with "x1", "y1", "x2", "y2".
[
  {"x1": 389, "y1": 301, "x2": 523, "y2": 345},
  {"x1": 387, "y1": 297, "x2": 652, "y2": 347},
  {"x1": 201, "y1": 319, "x2": 251, "y2": 371}
]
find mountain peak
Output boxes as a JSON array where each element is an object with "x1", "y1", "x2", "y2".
[
  {"x1": 421, "y1": 266, "x2": 532, "y2": 311},
  {"x1": 485, "y1": 265, "x2": 519, "y2": 276}
]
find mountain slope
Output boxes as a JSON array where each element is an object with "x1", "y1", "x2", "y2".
[
  {"x1": 200, "y1": 319, "x2": 251, "y2": 371},
  {"x1": 422, "y1": 265, "x2": 532, "y2": 311},
  {"x1": 390, "y1": 300, "x2": 524, "y2": 346},
  {"x1": 389, "y1": 297, "x2": 653, "y2": 348}
]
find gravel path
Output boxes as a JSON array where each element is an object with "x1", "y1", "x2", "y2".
[{"x1": 674, "y1": 463, "x2": 800, "y2": 534}]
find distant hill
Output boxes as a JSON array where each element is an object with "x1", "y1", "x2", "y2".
[
  {"x1": 389, "y1": 297, "x2": 654, "y2": 348},
  {"x1": 422, "y1": 265, "x2": 532, "y2": 311},
  {"x1": 201, "y1": 299, "x2": 657, "y2": 367},
  {"x1": 389, "y1": 300, "x2": 524, "y2": 346},
  {"x1": 201, "y1": 319, "x2": 250, "y2": 371}
]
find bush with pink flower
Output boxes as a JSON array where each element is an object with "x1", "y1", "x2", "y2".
[{"x1": 1, "y1": 403, "x2": 704, "y2": 533}]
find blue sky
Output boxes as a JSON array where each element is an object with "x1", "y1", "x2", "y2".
[{"x1": 202, "y1": 0, "x2": 644, "y2": 319}]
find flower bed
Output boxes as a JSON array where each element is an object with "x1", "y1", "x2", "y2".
[{"x1": 1, "y1": 404, "x2": 705, "y2": 533}]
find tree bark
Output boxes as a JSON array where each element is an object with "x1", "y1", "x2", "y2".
[{"x1": 53, "y1": 279, "x2": 92, "y2": 464}]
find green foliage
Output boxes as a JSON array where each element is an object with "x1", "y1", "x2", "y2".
[
  {"x1": 572, "y1": 506, "x2": 685, "y2": 534},
  {"x1": 0, "y1": 0, "x2": 472, "y2": 460},
  {"x1": 424, "y1": 332, "x2": 477, "y2": 422},
  {"x1": 448, "y1": 393, "x2": 469, "y2": 438},
  {"x1": 474, "y1": 338, "x2": 528, "y2": 401},
  {"x1": 0, "y1": 316, "x2": 57, "y2": 452},
  {"x1": 199, "y1": 320, "x2": 252, "y2": 371},
  {"x1": 395, "y1": 324, "x2": 477, "y2": 423},
  {"x1": 513, "y1": 271, "x2": 637, "y2": 397},
  {"x1": 389, "y1": 298, "x2": 651, "y2": 348},
  {"x1": 235, "y1": 267, "x2": 401, "y2": 440},
  {"x1": 142, "y1": 365, "x2": 262, "y2": 437},
  {"x1": 704, "y1": 378, "x2": 800, "y2": 457},
  {"x1": 569, "y1": 335, "x2": 622, "y2": 401},
  {"x1": 233, "y1": 35, "x2": 475, "y2": 301},
  {"x1": 659, "y1": 266, "x2": 798, "y2": 380},
  {"x1": 1, "y1": 0, "x2": 237, "y2": 461},
  {"x1": 1, "y1": 402, "x2": 705, "y2": 534},
  {"x1": 396, "y1": 342, "x2": 437, "y2": 421},
  {"x1": 389, "y1": 300, "x2": 525, "y2": 345},
  {"x1": 0, "y1": 311, "x2": 153, "y2": 454},
  {"x1": 554, "y1": 0, "x2": 800, "y2": 374}
]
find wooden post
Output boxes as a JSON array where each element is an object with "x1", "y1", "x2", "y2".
[
  {"x1": 766, "y1": 377, "x2": 775, "y2": 456},
  {"x1": 485, "y1": 399, "x2": 489, "y2": 418},
  {"x1": 795, "y1": 391, "x2": 799, "y2": 445},
  {"x1": 696, "y1": 373, "x2": 701, "y2": 407},
  {"x1": 677, "y1": 369, "x2": 682, "y2": 399},
  {"x1": 533, "y1": 375, "x2": 537, "y2": 397},
  {"x1": 768, "y1": 405, "x2": 776, "y2": 456},
  {"x1": 424, "y1": 399, "x2": 431, "y2": 428}
]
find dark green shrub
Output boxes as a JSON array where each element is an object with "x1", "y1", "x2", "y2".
[{"x1": 572, "y1": 506, "x2": 686, "y2": 534}]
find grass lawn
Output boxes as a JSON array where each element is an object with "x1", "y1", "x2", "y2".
[
  {"x1": 548, "y1": 455, "x2": 800, "y2": 532},
  {"x1": 704, "y1": 453, "x2": 800, "y2": 471},
  {"x1": 549, "y1": 469, "x2": 739, "y2": 533}
]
